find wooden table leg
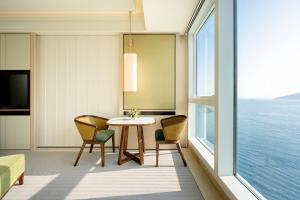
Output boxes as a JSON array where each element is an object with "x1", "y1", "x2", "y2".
[
  {"x1": 123, "y1": 126, "x2": 129, "y2": 154},
  {"x1": 118, "y1": 126, "x2": 126, "y2": 165},
  {"x1": 118, "y1": 125, "x2": 145, "y2": 166},
  {"x1": 141, "y1": 126, "x2": 145, "y2": 152},
  {"x1": 137, "y1": 125, "x2": 144, "y2": 165}
]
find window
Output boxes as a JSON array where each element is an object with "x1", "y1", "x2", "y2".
[
  {"x1": 195, "y1": 105, "x2": 214, "y2": 150},
  {"x1": 189, "y1": 8, "x2": 215, "y2": 153},
  {"x1": 235, "y1": 1, "x2": 300, "y2": 200},
  {"x1": 196, "y1": 12, "x2": 215, "y2": 97}
]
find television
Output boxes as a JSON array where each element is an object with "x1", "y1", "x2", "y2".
[{"x1": 0, "y1": 70, "x2": 30, "y2": 115}]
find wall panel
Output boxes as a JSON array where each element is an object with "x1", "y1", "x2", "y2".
[
  {"x1": 123, "y1": 34, "x2": 176, "y2": 110},
  {"x1": 5, "y1": 34, "x2": 30, "y2": 70},
  {"x1": 37, "y1": 35, "x2": 120, "y2": 147}
]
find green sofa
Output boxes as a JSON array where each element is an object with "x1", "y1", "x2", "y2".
[{"x1": 0, "y1": 154, "x2": 25, "y2": 199}]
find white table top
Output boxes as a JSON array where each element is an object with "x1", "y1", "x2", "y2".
[{"x1": 107, "y1": 117, "x2": 156, "y2": 126}]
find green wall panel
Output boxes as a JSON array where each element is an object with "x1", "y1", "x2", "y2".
[{"x1": 123, "y1": 34, "x2": 176, "y2": 110}]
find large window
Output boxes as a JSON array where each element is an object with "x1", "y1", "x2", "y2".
[
  {"x1": 189, "y1": 8, "x2": 215, "y2": 153},
  {"x1": 196, "y1": 12, "x2": 215, "y2": 97},
  {"x1": 195, "y1": 11, "x2": 215, "y2": 151},
  {"x1": 235, "y1": 1, "x2": 300, "y2": 200}
]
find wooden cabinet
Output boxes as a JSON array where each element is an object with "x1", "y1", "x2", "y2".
[{"x1": 0, "y1": 33, "x2": 33, "y2": 149}]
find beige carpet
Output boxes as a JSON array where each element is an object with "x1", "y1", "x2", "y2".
[{"x1": 0, "y1": 150, "x2": 203, "y2": 200}]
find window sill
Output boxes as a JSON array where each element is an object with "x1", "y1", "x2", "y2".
[
  {"x1": 189, "y1": 137, "x2": 214, "y2": 169},
  {"x1": 188, "y1": 137, "x2": 260, "y2": 200},
  {"x1": 220, "y1": 176, "x2": 260, "y2": 200}
]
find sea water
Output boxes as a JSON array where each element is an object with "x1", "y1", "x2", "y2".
[{"x1": 237, "y1": 99, "x2": 300, "y2": 200}]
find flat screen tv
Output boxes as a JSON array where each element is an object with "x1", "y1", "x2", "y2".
[{"x1": 0, "y1": 70, "x2": 30, "y2": 114}]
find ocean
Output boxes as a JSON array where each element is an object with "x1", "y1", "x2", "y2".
[{"x1": 237, "y1": 99, "x2": 300, "y2": 200}]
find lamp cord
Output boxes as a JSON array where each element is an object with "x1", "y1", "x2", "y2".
[
  {"x1": 129, "y1": 11, "x2": 132, "y2": 33},
  {"x1": 128, "y1": 11, "x2": 133, "y2": 50}
]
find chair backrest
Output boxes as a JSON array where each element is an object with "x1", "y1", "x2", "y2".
[
  {"x1": 87, "y1": 115, "x2": 108, "y2": 130},
  {"x1": 74, "y1": 115, "x2": 108, "y2": 141},
  {"x1": 161, "y1": 115, "x2": 187, "y2": 141}
]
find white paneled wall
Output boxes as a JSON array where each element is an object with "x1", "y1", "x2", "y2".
[{"x1": 37, "y1": 35, "x2": 120, "y2": 147}]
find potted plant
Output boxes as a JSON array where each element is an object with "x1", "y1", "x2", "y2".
[{"x1": 128, "y1": 109, "x2": 139, "y2": 119}]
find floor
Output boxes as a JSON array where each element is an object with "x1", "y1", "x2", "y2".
[{"x1": 0, "y1": 149, "x2": 204, "y2": 200}]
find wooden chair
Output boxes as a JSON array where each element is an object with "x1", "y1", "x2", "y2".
[
  {"x1": 155, "y1": 115, "x2": 187, "y2": 167},
  {"x1": 74, "y1": 115, "x2": 115, "y2": 167}
]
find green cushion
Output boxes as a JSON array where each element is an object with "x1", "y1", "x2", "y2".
[
  {"x1": 155, "y1": 129, "x2": 165, "y2": 141},
  {"x1": 0, "y1": 154, "x2": 25, "y2": 198},
  {"x1": 95, "y1": 129, "x2": 114, "y2": 142}
]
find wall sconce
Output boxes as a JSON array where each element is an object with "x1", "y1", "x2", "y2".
[{"x1": 124, "y1": 11, "x2": 137, "y2": 92}]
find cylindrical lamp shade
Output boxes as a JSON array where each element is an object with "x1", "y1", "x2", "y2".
[{"x1": 124, "y1": 53, "x2": 137, "y2": 92}]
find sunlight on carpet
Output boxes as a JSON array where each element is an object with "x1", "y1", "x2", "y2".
[{"x1": 0, "y1": 150, "x2": 203, "y2": 200}]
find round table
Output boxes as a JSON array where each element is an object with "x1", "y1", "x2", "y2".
[{"x1": 107, "y1": 117, "x2": 155, "y2": 165}]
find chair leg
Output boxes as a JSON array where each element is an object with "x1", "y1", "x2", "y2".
[
  {"x1": 156, "y1": 143, "x2": 159, "y2": 167},
  {"x1": 74, "y1": 142, "x2": 86, "y2": 166},
  {"x1": 89, "y1": 144, "x2": 94, "y2": 153},
  {"x1": 112, "y1": 134, "x2": 115, "y2": 153},
  {"x1": 101, "y1": 143, "x2": 105, "y2": 167},
  {"x1": 176, "y1": 143, "x2": 187, "y2": 167},
  {"x1": 18, "y1": 173, "x2": 24, "y2": 185}
]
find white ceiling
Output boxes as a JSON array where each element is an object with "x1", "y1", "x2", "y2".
[
  {"x1": 0, "y1": 0, "x2": 135, "y2": 12},
  {"x1": 143, "y1": 0, "x2": 198, "y2": 33},
  {"x1": 0, "y1": 0, "x2": 198, "y2": 34}
]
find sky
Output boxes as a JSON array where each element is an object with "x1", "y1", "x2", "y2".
[{"x1": 237, "y1": 0, "x2": 300, "y2": 99}]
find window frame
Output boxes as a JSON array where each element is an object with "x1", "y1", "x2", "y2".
[
  {"x1": 194, "y1": 9, "x2": 215, "y2": 98},
  {"x1": 194, "y1": 105, "x2": 215, "y2": 154},
  {"x1": 188, "y1": 0, "x2": 261, "y2": 200},
  {"x1": 232, "y1": 1, "x2": 283, "y2": 199},
  {"x1": 188, "y1": 4, "x2": 216, "y2": 155}
]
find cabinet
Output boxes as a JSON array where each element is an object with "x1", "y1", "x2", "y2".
[
  {"x1": 0, "y1": 116, "x2": 30, "y2": 149},
  {"x1": 0, "y1": 33, "x2": 33, "y2": 149},
  {"x1": 0, "y1": 34, "x2": 30, "y2": 70}
]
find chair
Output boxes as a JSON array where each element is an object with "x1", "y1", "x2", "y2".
[
  {"x1": 74, "y1": 115, "x2": 115, "y2": 167},
  {"x1": 155, "y1": 115, "x2": 187, "y2": 167}
]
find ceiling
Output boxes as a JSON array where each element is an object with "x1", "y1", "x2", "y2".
[
  {"x1": 0, "y1": 0, "x2": 198, "y2": 35},
  {"x1": 0, "y1": 0, "x2": 135, "y2": 12}
]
